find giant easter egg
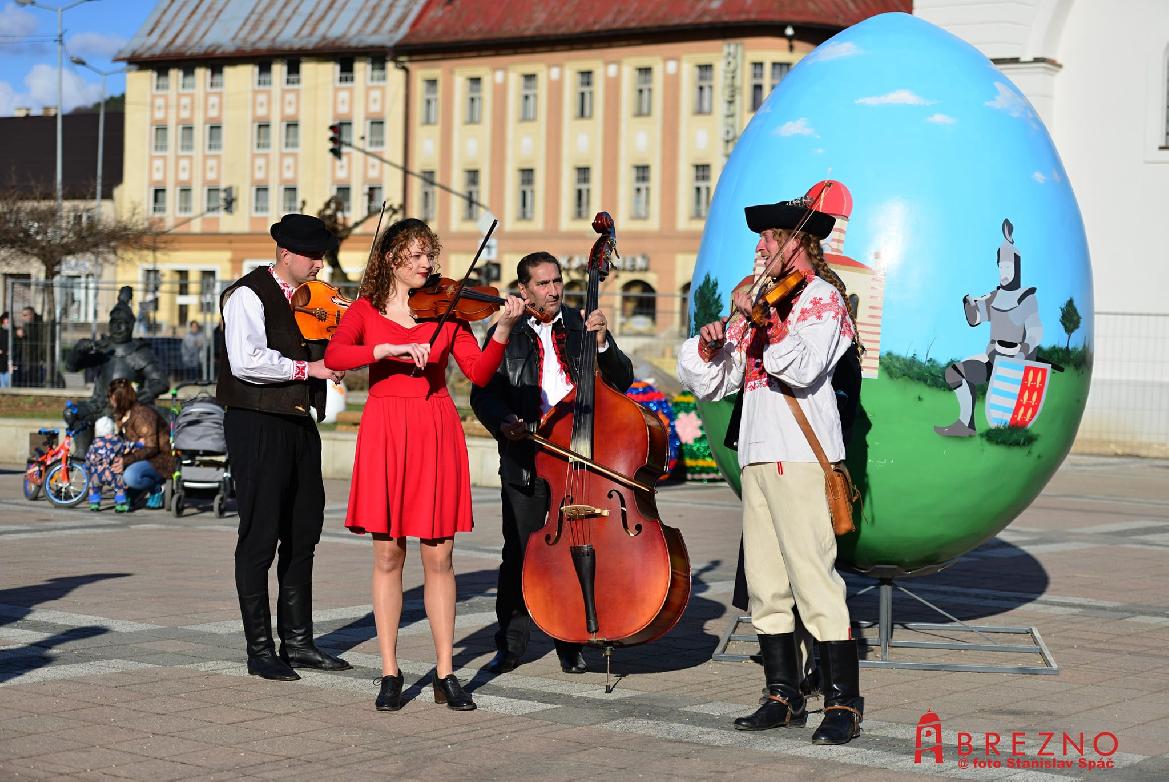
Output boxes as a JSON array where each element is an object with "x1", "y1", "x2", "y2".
[{"x1": 690, "y1": 13, "x2": 1092, "y2": 576}]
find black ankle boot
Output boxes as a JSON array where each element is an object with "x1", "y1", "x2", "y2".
[
  {"x1": 433, "y1": 673, "x2": 476, "y2": 711},
  {"x1": 276, "y1": 584, "x2": 351, "y2": 671},
  {"x1": 812, "y1": 640, "x2": 864, "y2": 745},
  {"x1": 374, "y1": 673, "x2": 405, "y2": 712},
  {"x1": 239, "y1": 593, "x2": 299, "y2": 681},
  {"x1": 733, "y1": 633, "x2": 807, "y2": 731}
]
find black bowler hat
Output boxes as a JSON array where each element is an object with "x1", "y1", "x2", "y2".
[
  {"x1": 744, "y1": 196, "x2": 835, "y2": 240},
  {"x1": 270, "y1": 213, "x2": 339, "y2": 256}
]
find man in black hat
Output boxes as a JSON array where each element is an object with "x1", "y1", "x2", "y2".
[
  {"x1": 677, "y1": 193, "x2": 865, "y2": 745},
  {"x1": 216, "y1": 213, "x2": 351, "y2": 681}
]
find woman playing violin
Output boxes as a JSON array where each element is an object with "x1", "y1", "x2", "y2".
[{"x1": 324, "y1": 218, "x2": 525, "y2": 713}]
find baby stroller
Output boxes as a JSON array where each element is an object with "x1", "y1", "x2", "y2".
[{"x1": 167, "y1": 382, "x2": 233, "y2": 517}]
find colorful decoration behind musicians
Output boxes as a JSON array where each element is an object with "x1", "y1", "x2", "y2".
[{"x1": 688, "y1": 13, "x2": 1092, "y2": 578}]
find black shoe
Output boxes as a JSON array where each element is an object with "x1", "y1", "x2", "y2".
[
  {"x1": 374, "y1": 673, "x2": 405, "y2": 712},
  {"x1": 275, "y1": 583, "x2": 352, "y2": 671},
  {"x1": 247, "y1": 652, "x2": 300, "y2": 681},
  {"x1": 239, "y1": 593, "x2": 298, "y2": 680},
  {"x1": 811, "y1": 640, "x2": 864, "y2": 745},
  {"x1": 557, "y1": 650, "x2": 588, "y2": 674},
  {"x1": 486, "y1": 650, "x2": 520, "y2": 674},
  {"x1": 433, "y1": 673, "x2": 476, "y2": 711},
  {"x1": 733, "y1": 633, "x2": 807, "y2": 731}
]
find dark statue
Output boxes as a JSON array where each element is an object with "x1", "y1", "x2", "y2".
[{"x1": 64, "y1": 286, "x2": 169, "y2": 452}]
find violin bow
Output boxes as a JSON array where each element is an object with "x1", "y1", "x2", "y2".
[
  {"x1": 425, "y1": 218, "x2": 498, "y2": 348},
  {"x1": 356, "y1": 200, "x2": 389, "y2": 292}
]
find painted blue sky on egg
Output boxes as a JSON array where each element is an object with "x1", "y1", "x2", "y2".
[{"x1": 696, "y1": 12, "x2": 1093, "y2": 363}]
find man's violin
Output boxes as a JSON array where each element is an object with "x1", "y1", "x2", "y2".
[
  {"x1": 292, "y1": 280, "x2": 353, "y2": 341},
  {"x1": 409, "y1": 275, "x2": 552, "y2": 324}
]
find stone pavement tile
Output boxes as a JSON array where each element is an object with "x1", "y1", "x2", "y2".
[
  {"x1": 36, "y1": 745, "x2": 146, "y2": 773},
  {"x1": 110, "y1": 693, "x2": 212, "y2": 714},
  {"x1": 93, "y1": 710, "x2": 213, "y2": 736},
  {"x1": 180, "y1": 721, "x2": 271, "y2": 747},
  {"x1": 101, "y1": 758, "x2": 205, "y2": 781},
  {"x1": 2, "y1": 690, "x2": 96, "y2": 714},
  {"x1": 1, "y1": 712, "x2": 78, "y2": 736},
  {"x1": 233, "y1": 734, "x2": 351, "y2": 760},
  {"x1": 228, "y1": 712, "x2": 336, "y2": 737},
  {"x1": 0, "y1": 759, "x2": 73, "y2": 780},
  {"x1": 177, "y1": 703, "x2": 280, "y2": 724},
  {"x1": 0, "y1": 733, "x2": 92, "y2": 759},
  {"x1": 168, "y1": 746, "x2": 284, "y2": 771},
  {"x1": 107, "y1": 734, "x2": 219, "y2": 760},
  {"x1": 42, "y1": 723, "x2": 157, "y2": 748}
]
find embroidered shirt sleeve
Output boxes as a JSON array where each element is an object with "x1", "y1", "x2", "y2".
[
  {"x1": 677, "y1": 335, "x2": 745, "y2": 402},
  {"x1": 762, "y1": 283, "x2": 851, "y2": 388}
]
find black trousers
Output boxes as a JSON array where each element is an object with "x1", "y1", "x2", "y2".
[
  {"x1": 496, "y1": 479, "x2": 581, "y2": 659},
  {"x1": 225, "y1": 408, "x2": 325, "y2": 597}
]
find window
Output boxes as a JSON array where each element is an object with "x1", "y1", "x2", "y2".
[
  {"x1": 152, "y1": 126, "x2": 168, "y2": 153},
  {"x1": 253, "y1": 186, "x2": 269, "y2": 215},
  {"x1": 337, "y1": 57, "x2": 354, "y2": 85},
  {"x1": 285, "y1": 58, "x2": 301, "y2": 86},
  {"x1": 180, "y1": 67, "x2": 195, "y2": 91},
  {"x1": 367, "y1": 119, "x2": 385, "y2": 149},
  {"x1": 520, "y1": 73, "x2": 537, "y2": 121},
  {"x1": 422, "y1": 79, "x2": 438, "y2": 125},
  {"x1": 254, "y1": 122, "x2": 271, "y2": 151},
  {"x1": 205, "y1": 187, "x2": 221, "y2": 213},
  {"x1": 750, "y1": 61, "x2": 765, "y2": 111},
  {"x1": 208, "y1": 66, "x2": 223, "y2": 90},
  {"x1": 256, "y1": 61, "x2": 272, "y2": 87},
  {"x1": 680, "y1": 281, "x2": 692, "y2": 337},
  {"x1": 199, "y1": 271, "x2": 218, "y2": 314},
  {"x1": 695, "y1": 64, "x2": 713, "y2": 115},
  {"x1": 771, "y1": 62, "x2": 790, "y2": 90},
  {"x1": 369, "y1": 57, "x2": 386, "y2": 83},
  {"x1": 334, "y1": 186, "x2": 351, "y2": 213},
  {"x1": 206, "y1": 124, "x2": 222, "y2": 152},
  {"x1": 179, "y1": 124, "x2": 194, "y2": 153},
  {"x1": 177, "y1": 187, "x2": 192, "y2": 215},
  {"x1": 632, "y1": 165, "x2": 650, "y2": 219},
  {"x1": 283, "y1": 121, "x2": 299, "y2": 150},
  {"x1": 153, "y1": 69, "x2": 169, "y2": 91},
  {"x1": 463, "y1": 169, "x2": 479, "y2": 221},
  {"x1": 576, "y1": 70, "x2": 594, "y2": 119},
  {"x1": 573, "y1": 167, "x2": 591, "y2": 220},
  {"x1": 518, "y1": 169, "x2": 534, "y2": 220},
  {"x1": 151, "y1": 188, "x2": 167, "y2": 215},
  {"x1": 420, "y1": 170, "x2": 436, "y2": 222},
  {"x1": 176, "y1": 269, "x2": 190, "y2": 295},
  {"x1": 634, "y1": 67, "x2": 652, "y2": 116},
  {"x1": 692, "y1": 164, "x2": 712, "y2": 219},
  {"x1": 282, "y1": 186, "x2": 299, "y2": 213},
  {"x1": 366, "y1": 185, "x2": 383, "y2": 214},
  {"x1": 466, "y1": 77, "x2": 482, "y2": 124},
  {"x1": 621, "y1": 280, "x2": 657, "y2": 332}
]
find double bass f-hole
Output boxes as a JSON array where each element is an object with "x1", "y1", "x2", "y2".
[{"x1": 607, "y1": 489, "x2": 641, "y2": 537}]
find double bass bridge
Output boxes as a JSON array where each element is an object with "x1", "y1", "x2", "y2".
[{"x1": 561, "y1": 504, "x2": 610, "y2": 521}]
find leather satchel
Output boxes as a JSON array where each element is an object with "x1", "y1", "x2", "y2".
[{"x1": 777, "y1": 382, "x2": 860, "y2": 536}]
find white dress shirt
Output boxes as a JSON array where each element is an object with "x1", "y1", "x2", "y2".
[
  {"x1": 531, "y1": 312, "x2": 574, "y2": 415},
  {"x1": 222, "y1": 267, "x2": 306, "y2": 384}
]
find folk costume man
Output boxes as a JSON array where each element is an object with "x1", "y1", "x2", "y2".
[
  {"x1": 217, "y1": 213, "x2": 351, "y2": 681},
  {"x1": 471, "y1": 252, "x2": 634, "y2": 675},
  {"x1": 676, "y1": 196, "x2": 864, "y2": 745}
]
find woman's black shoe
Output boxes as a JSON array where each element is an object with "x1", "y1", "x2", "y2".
[
  {"x1": 433, "y1": 673, "x2": 476, "y2": 711},
  {"x1": 375, "y1": 673, "x2": 404, "y2": 712}
]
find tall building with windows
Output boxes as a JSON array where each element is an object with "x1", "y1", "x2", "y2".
[{"x1": 116, "y1": 0, "x2": 907, "y2": 340}]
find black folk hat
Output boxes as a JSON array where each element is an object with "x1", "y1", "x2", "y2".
[
  {"x1": 270, "y1": 213, "x2": 339, "y2": 256},
  {"x1": 744, "y1": 196, "x2": 835, "y2": 240}
]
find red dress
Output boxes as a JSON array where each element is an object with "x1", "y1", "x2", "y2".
[{"x1": 324, "y1": 297, "x2": 505, "y2": 538}]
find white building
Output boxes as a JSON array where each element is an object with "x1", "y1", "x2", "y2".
[{"x1": 917, "y1": 0, "x2": 1169, "y2": 456}]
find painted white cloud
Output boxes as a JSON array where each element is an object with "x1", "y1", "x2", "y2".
[
  {"x1": 1032, "y1": 171, "x2": 1047, "y2": 184},
  {"x1": 775, "y1": 117, "x2": 817, "y2": 137},
  {"x1": 926, "y1": 113, "x2": 956, "y2": 125},
  {"x1": 807, "y1": 41, "x2": 862, "y2": 63},
  {"x1": 24, "y1": 64, "x2": 103, "y2": 112},
  {"x1": 68, "y1": 31, "x2": 129, "y2": 60},
  {"x1": 856, "y1": 89, "x2": 935, "y2": 106},
  {"x1": 985, "y1": 81, "x2": 1032, "y2": 118}
]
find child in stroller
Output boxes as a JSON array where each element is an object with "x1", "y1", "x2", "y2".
[
  {"x1": 169, "y1": 383, "x2": 233, "y2": 517},
  {"x1": 85, "y1": 416, "x2": 142, "y2": 512}
]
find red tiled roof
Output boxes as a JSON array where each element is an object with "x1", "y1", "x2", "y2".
[{"x1": 399, "y1": 0, "x2": 911, "y2": 49}]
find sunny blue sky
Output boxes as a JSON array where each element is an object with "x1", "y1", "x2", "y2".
[{"x1": 0, "y1": 0, "x2": 156, "y2": 116}]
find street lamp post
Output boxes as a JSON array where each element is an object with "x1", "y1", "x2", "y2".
[
  {"x1": 16, "y1": 0, "x2": 97, "y2": 225},
  {"x1": 70, "y1": 57, "x2": 129, "y2": 216}
]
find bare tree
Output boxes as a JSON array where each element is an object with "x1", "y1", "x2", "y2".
[{"x1": 315, "y1": 195, "x2": 398, "y2": 283}]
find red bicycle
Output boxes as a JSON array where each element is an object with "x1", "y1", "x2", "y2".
[{"x1": 24, "y1": 422, "x2": 91, "y2": 509}]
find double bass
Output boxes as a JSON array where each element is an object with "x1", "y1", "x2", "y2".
[{"x1": 521, "y1": 212, "x2": 691, "y2": 668}]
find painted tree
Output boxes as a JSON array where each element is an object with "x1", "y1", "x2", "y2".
[
  {"x1": 691, "y1": 272, "x2": 723, "y2": 337},
  {"x1": 1059, "y1": 296, "x2": 1082, "y2": 349}
]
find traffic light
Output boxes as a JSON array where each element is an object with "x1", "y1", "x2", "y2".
[
  {"x1": 328, "y1": 123, "x2": 343, "y2": 160},
  {"x1": 222, "y1": 186, "x2": 235, "y2": 214}
]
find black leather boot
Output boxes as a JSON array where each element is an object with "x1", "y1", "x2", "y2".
[
  {"x1": 812, "y1": 639, "x2": 864, "y2": 745},
  {"x1": 733, "y1": 633, "x2": 807, "y2": 731},
  {"x1": 239, "y1": 593, "x2": 299, "y2": 681},
  {"x1": 374, "y1": 673, "x2": 405, "y2": 712},
  {"x1": 276, "y1": 584, "x2": 352, "y2": 671}
]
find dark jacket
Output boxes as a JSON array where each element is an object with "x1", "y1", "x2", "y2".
[
  {"x1": 120, "y1": 402, "x2": 176, "y2": 476},
  {"x1": 215, "y1": 267, "x2": 325, "y2": 420},
  {"x1": 471, "y1": 306, "x2": 635, "y2": 487}
]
